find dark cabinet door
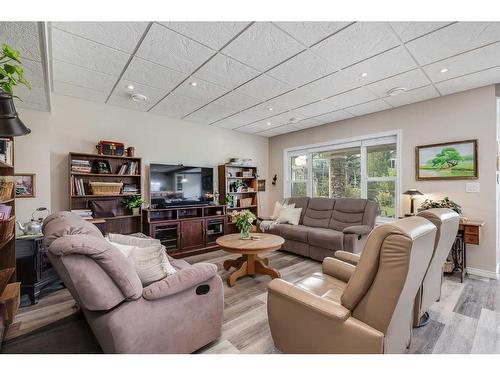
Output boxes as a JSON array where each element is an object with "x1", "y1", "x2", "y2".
[{"x1": 180, "y1": 219, "x2": 205, "y2": 251}]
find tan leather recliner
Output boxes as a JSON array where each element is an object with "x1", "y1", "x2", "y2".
[
  {"x1": 413, "y1": 209, "x2": 459, "y2": 327},
  {"x1": 267, "y1": 216, "x2": 436, "y2": 354}
]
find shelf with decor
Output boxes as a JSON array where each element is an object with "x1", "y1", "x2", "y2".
[
  {"x1": 68, "y1": 152, "x2": 143, "y2": 234},
  {"x1": 0, "y1": 137, "x2": 18, "y2": 341},
  {"x1": 218, "y1": 164, "x2": 258, "y2": 234}
]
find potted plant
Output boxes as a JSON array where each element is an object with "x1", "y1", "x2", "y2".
[
  {"x1": 224, "y1": 193, "x2": 234, "y2": 208},
  {"x1": 420, "y1": 197, "x2": 462, "y2": 215},
  {"x1": 0, "y1": 43, "x2": 31, "y2": 136},
  {"x1": 230, "y1": 209, "x2": 256, "y2": 239},
  {"x1": 123, "y1": 195, "x2": 144, "y2": 215}
]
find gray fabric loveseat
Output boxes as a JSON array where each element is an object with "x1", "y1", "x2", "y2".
[{"x1": 266, "y1": 197, "x2": 378, "y2": 261}]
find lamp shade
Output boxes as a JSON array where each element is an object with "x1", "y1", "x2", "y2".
[
  {"x1": 0, "y1": 92, "x2": 31, "y2": 136},
  {"x1": 403, "y1": 189, "x2": 424, "y2": 196}
]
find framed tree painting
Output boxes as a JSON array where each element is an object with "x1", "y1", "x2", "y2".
[
  {"x1": 415, "y1": 139, "x2": 478, "y2": 180},
  {"x1": 15, "y1": 173, "x2": 36, "y2": 198}
]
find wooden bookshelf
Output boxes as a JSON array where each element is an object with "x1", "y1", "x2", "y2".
[
  {"x1": 68, "y1": 152, "x2": 143, "y2": 234},
  {"x1": 218, "y1": 164, "x2": 258, "y2": 234},
  {"x1": 0, "y1": 137, "x2": 18, "y2": 341}
]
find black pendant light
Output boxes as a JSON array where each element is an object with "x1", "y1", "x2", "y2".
[{"x1": 0, "y1": 91, "x2": 31, "y2": 136}]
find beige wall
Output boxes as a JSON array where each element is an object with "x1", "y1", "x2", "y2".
[
  {"x1": 15, "y1": 94, "x2": 269, "y2": 226},
  {"x1": 269, "y1": 86, "x2": 498, "y2": 275}
]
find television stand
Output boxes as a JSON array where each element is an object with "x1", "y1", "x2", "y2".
[{"x1": 143, "y1": 205, "x2": 227, "y2": 258}]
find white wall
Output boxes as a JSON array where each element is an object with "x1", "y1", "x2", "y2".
[
  {"x1": 269, "y1": 86, "x2": 498, "y2": 276},
  {"x1": 15, "y1": 94, "x2": 269, "y2": 224}
]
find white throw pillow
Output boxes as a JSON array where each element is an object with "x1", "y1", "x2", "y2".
[
  {"x1": 105, "y1": 238, "x2": 136, "y2": 257},
  {"x1": 107, "y1": 233, "x2": 161, "y2": 247},
  {"x1": 270, "y1": 201, "x2": 296, "y2": 220},
  {"x1": 128, "y1": 244, "x2": 177, "y2": 285},
  {"x1": 276, "y1": 207, "x2": 302, "y2": 226}
]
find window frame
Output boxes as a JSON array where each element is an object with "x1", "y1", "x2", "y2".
[{"x1": 284, "y1": 130, "x2": 402, "y2": 221}]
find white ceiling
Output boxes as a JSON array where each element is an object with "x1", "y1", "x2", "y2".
[{"x1": 2, "y1": 21, "x2": 500, "y2": 137}]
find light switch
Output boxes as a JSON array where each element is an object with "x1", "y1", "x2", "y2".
[{"x1": 466, "y1": 182, "x2": 480, "y2": 193}]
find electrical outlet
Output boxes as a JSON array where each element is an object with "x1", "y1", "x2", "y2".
[{"x1": 465, "y1": 182, "x2": 480, "y2": 193}]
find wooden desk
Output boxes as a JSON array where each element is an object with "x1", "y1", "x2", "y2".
[{"x1": 447, "y1": 219, "x2": 485, "y2": 282}]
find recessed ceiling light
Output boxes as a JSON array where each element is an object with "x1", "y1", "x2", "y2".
[
  {"x1": 266, "y1": 122, "x2": 272, "y2": 126},
  {"x1": 126, "y1": 84, "x2": 135, "y2": 90},
  {"x1": 189, "y1": 81, "x2": 198, "y2": 87},
  {"x1": 360, "y1": 72, "x2": 368, "y2": 78},
  {"x1": 131, "y1": 93, "x2": 147, "y2": 102},
  {"x1": 440, "y1": 68, "x2": 448, "y2": 73},
  {"x1": 268, "y1": 107, "x2": 273, "y2": 111},
  {"x1": 387, "y1": 87, "x2": 407, "y2": 97}
]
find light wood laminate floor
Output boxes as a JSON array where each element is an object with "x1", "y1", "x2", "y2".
[{"x1": 2, "y1": 250, "x2": 500, "y2": 354}]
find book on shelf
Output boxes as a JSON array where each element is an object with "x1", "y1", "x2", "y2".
[
  {"x1": 71, "y1": 159, "x2": 92, "y2": 173},
  {"x1": 71, "y1": 176, "x2": 86, "y2": 196},
  {"x1": 118, "y1": 161, "x2": 139, "y2": 175},
  {"x1": 0, "y1": 205, "x2": 12, "y2": 220},
  {"x1": 71, "y1": 209, "x2": 93, "y2": 219},
  {"x1": 0, "y1": 138, "x2": 13, "y2": 165}
]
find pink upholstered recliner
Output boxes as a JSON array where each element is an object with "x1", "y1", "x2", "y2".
[{"x1": 42, "y1": 212, "x2": 223, "y2": 354}]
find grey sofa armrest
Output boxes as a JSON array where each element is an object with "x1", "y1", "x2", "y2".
[
  {"x1": 342, "y1": 225, "x2": 372, "y2": 236},
  {"x1": 142, "y1": 263, "x2": 218, "y2": 300},
  {"x1": 322, "y1": 257, "x2": 356, "y2": 283}
]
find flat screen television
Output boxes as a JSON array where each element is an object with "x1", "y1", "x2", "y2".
[{"x1": 149, "y1": 164, "x2": 214, "y2": 208}]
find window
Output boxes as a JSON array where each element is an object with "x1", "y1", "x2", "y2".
[{"x1": 286, "y1": 132, "x2": 399, "y2": 219}]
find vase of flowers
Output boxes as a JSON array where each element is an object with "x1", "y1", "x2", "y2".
[{"x1": 230, "y1": 209, "x2": 256, "y2": 239}]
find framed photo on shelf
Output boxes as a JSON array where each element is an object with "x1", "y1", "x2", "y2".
[
  {"x1": 14, "y1": 173, "x2": 36, "y2": 198},
  {"x1": 94, "y1": 160, "x2": 112, "y2": 174},
  {"x1": 415, "y1": 139, "x2": 478, "y2": 180}
]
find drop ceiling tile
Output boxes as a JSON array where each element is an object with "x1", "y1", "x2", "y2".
[
  {"x1": 423, "y1": 41, "x2": 500, "y2": 82},
  {"x1": 19, "y1": 59, "x2": 45, "y2": 89},
  {"x1": 267, "y1": 50, "x2": 335, "y2": 87},
  {"x1": 52, "y1": 28, "x2": 130, "y2": 76},
  {"x1": 52, "y1": 22, "x2": 149, "y2": 53},
  {"x1": 108, "y1": 79, "x2": 167, "y2": 112},
  {"x1": 211, "y1": 111, "x2": 260, "y2": 129},
  {"x1": 53, "y1": 60, "x2": 117, "y2": 93},
  {"x1": 311, "y1": 22, "x2": 399, "y2": 70},
  {"x1": 222, "y1": 22, "x2": 304, "y2": 71},
  {"x1": 173, "y1": 78, "x2": 228, "y2": 103},
  {"x1": 405, "y1": 22, "x2": 500, "y2": 65},
  {"x1": 345, "y1": 99, "x2": 392, "y2": 116},
  {"x1": 0, "y1": 21, "x2": 41, "y2": 61},
  {"x1": 53, "y1": 80, "x2": 108, "y2": 103},
  {"x1": 384, "y1": 85, "x2": 440, "y2": 107},
  {"x1": 294, "y1": 100, "x2": 339, "y2": 117},
  {"x1": 123, "y1": 57, "x2": 187, "y2": 91},
  {"x1": 258, "y1": 124, "x2": 299, "y2": 136},
  {"x1": 243, "y1": 101, "x2": 289, "y2": 120},
  {"x1": 264, "y1": 110, "x2": 304, "y2": 127},
  {"x1": 194, "y1": 53, "x2": 259, "y2": 89},
  {"x1": 15, "y1": 99, "x2": 48, "y2": 112},
  {"x1": 274, "y1": 22, "x2": 351, "y2": 46},
  {"x1": 256, "y1": 128, "x2": 281, "y2": 137},
  {"x1": 235, "y1": 74, "x2": 292, "y2": 101},
  {"x1": 236, "y1": 119, "x2": 275, "y2": 133},
  {"x1": 136, "y1": 23, "x2": 215, "y2": 74},
  {"x1": 161, "y1": 22, "x2": 250, "y2": 50},
  {"x1": 237, "y1": 126, "x2": 262, "y2": 134},
  {"x1": 435, "y1": 66, "x2": 500, "y2": 96},
  {"x1": 300, "y1": 71, "x2": 359, "y2": 100},
  {"x1": 184, "y1": 102, "x2": 236, "y2": 123},
  {"x1": 367, "y1": 69, "x2": 430, "y2": 97},
  {"x1": 211, "y1": 91, "x2": 261, "y2": 112},
  {"x1": 389, "y1": 22, "x2": 453, "y2": 42},
  {"x1": 341, "y1": 46, "x2": 416, "y2": 85},
  {"x1": 150, "y1": 93, "x2": 208, "y2": 118},
  {"x1": 268, "y1": 85, "x2": 322, "y2": 110},
  {"x1": 312, "y1": 109, "x2": 354, "y2": 125},
  {"x1": 14, "y1": 85, "x2": 47, "y2": 107},
  {"x1": 323, "y1": 87, "x2": 378, "y2": 111},
  {"x1": 291, "y1": 117, "x2": 325, "y2": 130}
]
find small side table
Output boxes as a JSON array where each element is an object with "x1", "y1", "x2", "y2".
[
  {"x1": 15, "y1": 235, "x2": 60, "y2": 304},
  {"x1": 446, "y1": 219, "x2": 484, "y2": 283}
]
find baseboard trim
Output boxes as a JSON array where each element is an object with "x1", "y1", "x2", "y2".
[{"x1": 466, "y1": 267, "x2": 499, "y2": 280}]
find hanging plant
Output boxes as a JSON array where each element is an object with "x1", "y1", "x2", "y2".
[{"x1": 0, "y1": 43, "x2": 31, "y2": 97}]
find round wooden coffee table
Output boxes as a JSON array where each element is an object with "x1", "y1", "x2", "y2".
[{"x1": 216, "y1": 233, "x2": 284, "y2": 287}]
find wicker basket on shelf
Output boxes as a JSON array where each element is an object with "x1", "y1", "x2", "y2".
[
  {"x1": 89, "y1": 182, "x2": 123, "y2": 196},
  {"x1": 0, "y1": 216, "x2": 15, "y2": 241},
  {"x1": 0, "y1": 180, "x2": 14, "y2": 201},
  {"x1": 239, "y1": 198, "x2": 253, "y2": 208}
]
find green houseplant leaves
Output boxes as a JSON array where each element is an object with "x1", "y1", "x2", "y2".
[{"x1": 0, "y1": 43, "x2": 31, "y2": 97}]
